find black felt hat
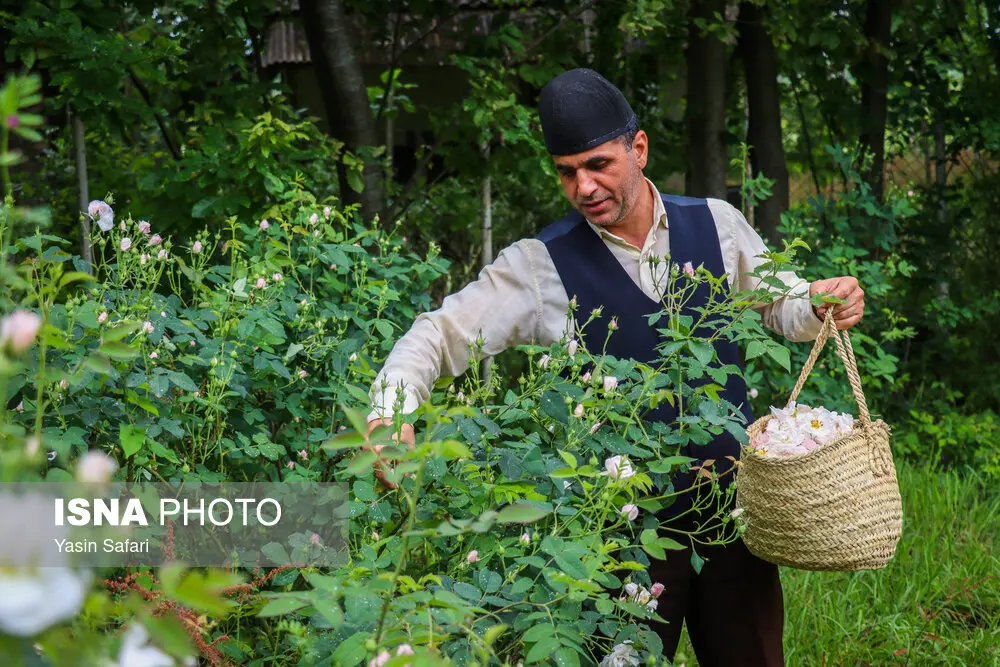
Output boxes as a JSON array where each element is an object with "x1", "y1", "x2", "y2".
[{"x1": 538, "y1": 68, "x2": 638, "y2": 156}]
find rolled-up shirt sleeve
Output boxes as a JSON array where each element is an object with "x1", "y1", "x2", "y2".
[
  {"x1": 709, "y1": 199, "x2": 823, "y2": 343},
  {"x1": 368, "y1": 238, "x2": 565, "y2": 421}
]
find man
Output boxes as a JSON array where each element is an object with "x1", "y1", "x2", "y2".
[{"x1": 366, "y1": 68, "x2": 865, "y2": 666}]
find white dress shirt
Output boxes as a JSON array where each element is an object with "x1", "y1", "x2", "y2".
[{"x1": 369, "y1": 180, "x2": 823, "y2": 420}]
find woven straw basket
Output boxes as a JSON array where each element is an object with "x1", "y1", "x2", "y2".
[{"x1": 735, "y1": 311, "x2": 903, "y2": 571}]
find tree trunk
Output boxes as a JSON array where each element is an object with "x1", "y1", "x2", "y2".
[
  {"x1": 684, "y1": 0, "x2": 728, "y2": 199},
  {"x1": 859, "y1": 0, "x2": 892, "y2": 201},
  {"x1": 300, "y1": 0, "x2": 385, "y2": 222},
  {"x1": 737, "y1": 1, "x2": 788, "y2": 244},
  {"x1": 72, "y1": 113, "x2": 93, "y2": 272}
]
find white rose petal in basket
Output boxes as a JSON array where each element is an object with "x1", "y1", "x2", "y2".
[
  {"x1": 750, "y1": 402, "x2": 855, "y2": 457},
  {"x1": 735, "y1": 310, "x2": 904, "y2": 571}
]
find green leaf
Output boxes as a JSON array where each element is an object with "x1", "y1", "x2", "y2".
[
  {"x1": 323, "y1": 431, "x2": 365, "y2": 452},
  {"x1": 746, "y1": 340, "x2": 767, "y2": 360},
  {"x1": 453, "y1": 582, "x2": 481, "y2": 601},
  {"x1": 526, "y1": 636, "x2": 560, "y2": 663},
  {"x1": 496, "y1": 504, "x2": 550, "y2": 524},
  {"x1": 142, "y1": 615, "x2": 193, "y2": 661},
  {"x1": 166, "y1": 570, "x2": 239, "y2": 617},
  {"x1": 104, "y1": 322, "x2": 144, "y2": 342},
  {"x1": 659, "y1": 537, "x2": 687, "y2": 551},
  {"x1": 767, "y1": 344, "x2": 791, "y2": 372},
  {"x1": 646, "y1": 456, "x2": 696, "y2": 473},
  {"x1": 126, "y1": 391, "x2": 160, "y2": 416},
  {"x1": 688, "y1": 340, "x2": 715, "y2": 366},
  {"x1": 346, "y1": 169, "x2": 364, "y2": 193},
  {"x1": 353, "y1": 480, "x2": 376, "y2": 502},
  {"x1": 373, "y1": 319, "x2": 393, "y2": 339},
  {"x1": 690, "y1": 548, "x2": 705, "y2": 574},
  {"x1": 165, "y1": 371, "x2": 198, "y2": 392},
  {"x1": 58, "y1": 271, "x2": 95, "y2": 289},
  {"x1": 522, "y1": 624, "x2": 556, "y2": 643},
  {"x1": 191, "y1": 197, "x2": 217, "y2": 218},
  {"x1": 84, "y1": 353, "x2": 111, "y2": 376},
  {"x1": 554, "y1": 646, "x2": 581, "y2": 667},
  {"x1": 257, "y1": 596, "x2": 307, "y2": 617},
  {"x1": 120, "y1": 424, "x2": 146, "y2": 458},
  {"x1": 258, "y1": 317, "x2": 286, "y2": 339},
  {"x1": 341, "y1": 406, "x2": 370, "y2": 434},
  {"x1": 99, "y1": 340, "x2": 139, "y2": 360},
  {"x1": 642, "y1": 543, "x2": 666, "y2": 560},
  {"x1": 346, "y1": 450, "x2": 378, "y2": 475},
  {"x1": 330, "y1": 631, "x2": 368, "y2": 666},
  {"x1": 540, "y1": 391, "x2": 569, "y2": 424}
]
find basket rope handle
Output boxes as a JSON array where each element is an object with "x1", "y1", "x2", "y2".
[{"x1": 786, "y1": 309, "x2": 871, "y2": 425}]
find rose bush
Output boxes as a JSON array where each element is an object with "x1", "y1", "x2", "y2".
[{"x1": 0, "y1": 71, "x2": 824, "y2": 667}]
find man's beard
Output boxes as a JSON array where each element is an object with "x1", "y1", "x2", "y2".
[{"x1": 583, "y1": 173, "x2": 639, "y2": 227}]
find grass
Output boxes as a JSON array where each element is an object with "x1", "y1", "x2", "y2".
[{"x1": 670, "y1": 461, "x2": 1000, "y2": 666}]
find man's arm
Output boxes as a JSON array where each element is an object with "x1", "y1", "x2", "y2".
[
  {"x1": 709, "y1": 200, "x2": 864, "y2": 340},
  {"x1": 364, "y1": 238, "x2": 567, "y2": 488},
  {"x1": 368, "y1": 238, "x2": 565, "y2": 423}
]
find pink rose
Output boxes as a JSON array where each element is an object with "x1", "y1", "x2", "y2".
[
  {"x1": 467, "y1": 550, "x2": 479, "y2": 563},
  {"x1": 682, "y1": 261, "x2": 695, "y2": 277},
  {"x1": 256, "y1": 278, "x2": 267, "y2": 289},
  {"x1": 87, "y1": 200, "x2": 114, "y2": 232},
  {"x1": 0, "y1": 310, "x2": 42, "y2": 354},
  {"x1": 192, "y1": 241, "x2": 202, "y2": 255},
  {"x1": 650, "y1": 582, "x2": 665, "y2": 597},
  {"x1": 259, "y1": 219, "x2": 270, "y2": 230},
  {"x1": 120, "y1": 237, "x2": 132, "y2": 251},
  {"x1": 621, "y1": 504, "x2": 639, "y2": 521},
  {"x1": 137, "y1": 221, "x2": 151, "y2": 234}
]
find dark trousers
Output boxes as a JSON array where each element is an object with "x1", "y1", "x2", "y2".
[{"x1": 645, "y1": 539, "x2": 785, "y2": 666}]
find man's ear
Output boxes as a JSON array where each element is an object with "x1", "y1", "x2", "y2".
[{"x1": 634, "y1": 130, "x2": 649, "y2": 170}]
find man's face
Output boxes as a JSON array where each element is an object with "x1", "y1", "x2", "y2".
[{"x1": 553, "y1": 130, "x2": 648, "y2": 227}]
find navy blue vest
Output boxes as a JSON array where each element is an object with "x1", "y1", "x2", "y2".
[{"x1": 538, "y1": 194, "x2": 752, "y2": 514}]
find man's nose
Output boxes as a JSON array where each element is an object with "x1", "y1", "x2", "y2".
[{"x1": 577, "y1": 170, "x2": 599, "y2": 199}]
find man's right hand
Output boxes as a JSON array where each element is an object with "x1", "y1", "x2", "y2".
[{"x1": 364, "y1": 418, "x2": 416, "y2": 489}]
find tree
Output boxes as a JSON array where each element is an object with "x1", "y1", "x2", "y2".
[
  {"x1": 737, "y1": 1, "x2": 788, "y2": 243},
  {"x1": 684, "y1": 0, "x2": 729, "y2": 199},
  {"x1": 858, "y1": 0, "x2": 893, "y2": 201},
  {"x1": 300, "y1": 0, "x2": 385, "y2": 222}
]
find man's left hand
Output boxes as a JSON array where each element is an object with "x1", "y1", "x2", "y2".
[{"x1": 810, "y1": 277, "x2": 865, "y2": 330}]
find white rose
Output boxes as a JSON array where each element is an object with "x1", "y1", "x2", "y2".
[
  {"x1": 76, "y1": 450, "x2": 118, "y2": 483},
  {"x1": 0, "y1": 493, "x2": 89, "y2": 636},
  {"x1": 111, "y1": 624, "x2": 196, "y2": 667},
  {"x1": 599, "y1": 640, "x2": 640, "y2": 667},
  {"x1": 604, "y1": 455, "x2": 635, "y2": 480}
]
